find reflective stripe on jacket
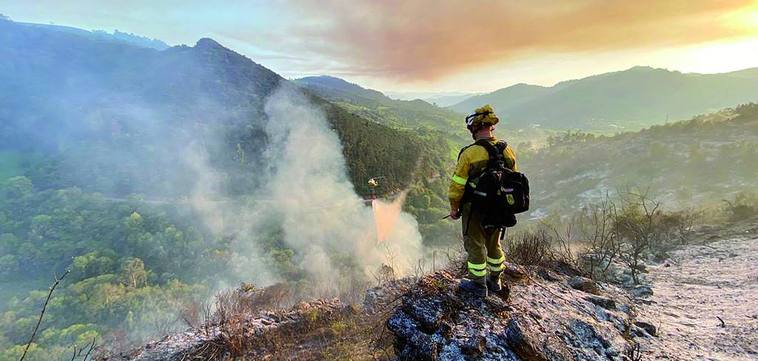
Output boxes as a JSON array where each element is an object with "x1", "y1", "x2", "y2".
[{"x1": 447, "y1": 137, "x2": 517, "y2": 210}]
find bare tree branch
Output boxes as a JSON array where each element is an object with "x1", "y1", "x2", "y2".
[
  {"x1": 69, "y1": 345, "x2": 78, "y2": 361},
  {"x1": 18, "y1": 269, "x2": 70, "y2": 361},
  {"x1": 82, "y1": 337, "x2": 97, "y2": 361}
]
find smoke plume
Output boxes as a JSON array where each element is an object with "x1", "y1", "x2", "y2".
[
  {"x1": 253, "y1": 85, "x2": 423, "y2": 293},
  {"x1": 179, "y1": 85, "x2": 423, "y2": 296}
]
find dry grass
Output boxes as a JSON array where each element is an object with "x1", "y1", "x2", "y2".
[
  {"x1": 507, "y1": 229, "x2": 554, "y2": 266},
  {"x1": 175, "y1": 282, "x2": 398, "y2": 361}
]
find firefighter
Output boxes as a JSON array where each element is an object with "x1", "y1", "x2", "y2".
[{"x1": 448, "y1": 105, "x2": 517, "y2": 297}]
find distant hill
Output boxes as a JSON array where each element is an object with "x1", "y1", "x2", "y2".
[
  {"x1": 451, "y1": 66, "x2": 758, "y2": 131},
  {"x1": 1, "y1": 16, "x2": 168, "y2": 50},
  {"x1": 385, "y1": 91, "x2": 478, "y2": 107},
  {"x1": 423, "y1": 93, "x2": 477, "y2": 107},
  {"x1": 295, "y1": 76, "x2": 466, "y2": 138},
  {"x1": 453, "y1": 83, "x2": 551, "y2": 114},
  {"x1": 0, "y1": 19, "x2": 437, "y2": 196},
  {"x1": 520, "y1": 103, "x2": 758, "y2": 216},
  {"x1": 295, "y1": 75, "x2": 387, "y2": 102},
  {"x1": 91, "y1": 29, "x2": 170, "y2": 50}
]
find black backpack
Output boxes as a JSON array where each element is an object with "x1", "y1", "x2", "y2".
[{"x1": 465, "y1": 139, "x2": 530, "y2": 229}]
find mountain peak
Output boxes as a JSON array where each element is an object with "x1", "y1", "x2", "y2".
[
  {"x1": 295, "y1": 75, "x2": 388, "y2": 102},
  {"x1": 297, "y1": 75, "x2": 357, "y2": 88},
  {"x1": 307, "y1": 75, "x2": 342, "y2": 81},
  {"x1": 628, "y1": 65, "x2": 657, "y2": 71},
  {"x1": 622, "y1": 65, "x2": 678, "y2": 75},
  {"x1": 504, "y1": 82, "x2": 548, "y2": 91},
  {"x1": 195, "y1": 37, "x2": 224, "y2": 49}
]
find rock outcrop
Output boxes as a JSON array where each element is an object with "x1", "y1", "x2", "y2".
[{"x1": 387, "y1": 264, "x2": 641, "y2": 360}]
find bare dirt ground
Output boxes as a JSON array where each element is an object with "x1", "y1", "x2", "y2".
[{"x1": 638, "y1": 235, "x2": 758, "y2": 360}]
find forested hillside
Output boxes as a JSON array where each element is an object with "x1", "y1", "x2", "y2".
[
  {"x1": 0, "y1": 18, "x2": 443, "y2": 198},
  {"x1": 295, "y1": 76, "x2": 468, "y2": 140},
  {"x1": 0, "y1": 181, "x2": 208, "y2": 353},
  {"x1": 0, "y1": 19, "x2": 455, "y2": 360},
  {"x1": 452, "y1": 66, "x2": 758, "y2": 131},
  {"x1": 519, "y1": 103, "x2": 758, "y2": 217}
]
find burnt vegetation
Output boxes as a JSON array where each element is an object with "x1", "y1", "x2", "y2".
[{"x1": 505, "y1": 187, "x2": 757, "y2": 288}]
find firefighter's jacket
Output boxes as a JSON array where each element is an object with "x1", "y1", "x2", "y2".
[{"x1": 448, "y1": 137, "x2": 518, "y2": 211}]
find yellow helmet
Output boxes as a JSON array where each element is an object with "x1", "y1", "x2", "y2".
[{"x1": 465, "y1": 104, "x2": 499, "y2": 130}]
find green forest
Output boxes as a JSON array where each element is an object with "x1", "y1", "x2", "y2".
[{"x1": 0, "y1": 178, "x2": 209, "y2": 360}]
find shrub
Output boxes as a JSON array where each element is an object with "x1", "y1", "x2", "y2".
[
  {"x1": 212, "y1": 289, "x2": 257, "y2": 358},
  {"x1": 576, "y1": 197, "x2": 620, "y2": 280},
  {"x1": 723, "y1": 192, "x2": 758, "y2": 221},
  {"x1": 507, "y1": 229, "x2": 554, "y2": 266}
]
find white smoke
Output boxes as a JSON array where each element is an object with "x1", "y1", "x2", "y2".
[
  {"x1": 255, "y1": 85, "x2": 423, "y2": 294},
  {"x1": 184, "y1": 85, "x2": 424, "y2": 296}
]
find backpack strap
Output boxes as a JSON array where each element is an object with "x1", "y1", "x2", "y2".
[
  {"x1": 474, "y1": 139, "x2": 507, "y2": 163},
  {"x1": 495, "y1": 141, "x2": 508, "y2": 157},
  {"x1": 457, "y1": 143, "x2": 474, "y2": 160}
]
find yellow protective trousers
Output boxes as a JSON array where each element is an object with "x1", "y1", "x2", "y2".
[{"x1": 461, "y1": 203, "x2": 505, "y2": 280}]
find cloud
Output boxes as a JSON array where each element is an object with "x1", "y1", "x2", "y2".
[
  {"x1": 5, "y1": 0, "x2": 754, "y2": 86},
  {"x1": 281, "y1": 0, "x2": 757, "y2": 80}
]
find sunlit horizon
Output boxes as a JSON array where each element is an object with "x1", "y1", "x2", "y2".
[{"x1": 1, "y1": 1, "x2": 757, "y2": 93}]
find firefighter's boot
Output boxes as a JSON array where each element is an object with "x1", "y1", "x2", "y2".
[
  {"x1": 486, "y1": 274, "x2": 502, "y2": 293},
  {"x1": 459, "y1": 277, "x2": 488, "y2": 298}
]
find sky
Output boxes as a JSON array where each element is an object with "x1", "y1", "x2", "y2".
[{"x1": 2, "y1": 0, "x2": 757, "y2": 93}]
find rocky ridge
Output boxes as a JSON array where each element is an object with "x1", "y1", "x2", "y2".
[
  {"x1": 387, "y1": 264, "x2": 649, "y2": 360},
  {"x1": 109, "y1": 260, "x2": 659, "y2": 360}
]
